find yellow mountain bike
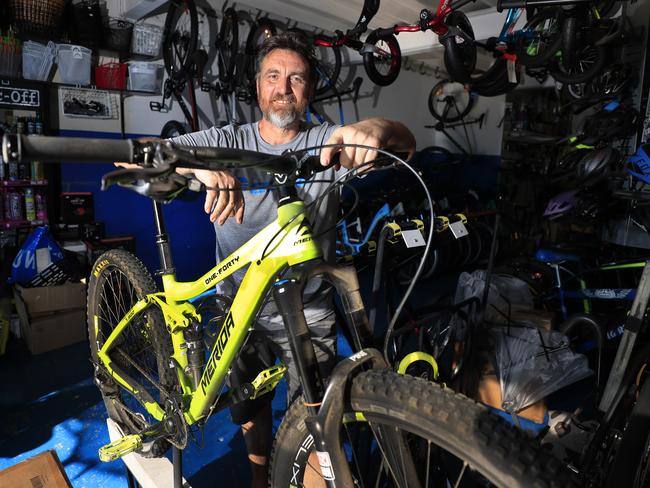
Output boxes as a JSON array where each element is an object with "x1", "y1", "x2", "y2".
[{"x1": 2, "y1": 133, "x2": 578, "y2": 488}]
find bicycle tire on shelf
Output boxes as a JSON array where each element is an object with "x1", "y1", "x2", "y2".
[
  {"x1": 216, "y1": 7, "x2": 239, "y2": 84},
  {"x1": 515, "y1": 8, "x2": 562, "y2": 68},
  {"x1": 362, "y1": 29, "x2": 401, "y2": 87},
  {"x1": 440, "y1": 11, "x2": 477, "y2": 84},
  {"x1": 162, "y1": 0, "x2": 199, "y2": 80},
  {"x1": 270, "y1": 370, "x2": 578, "y2": 487},
  {"x1": 87, "y1": 249, "x2": 176, "y2": 457}
]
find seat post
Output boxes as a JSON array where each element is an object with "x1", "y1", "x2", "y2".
[{"x1": 152, "y1": 201, "x2": 175, "y2": 275}]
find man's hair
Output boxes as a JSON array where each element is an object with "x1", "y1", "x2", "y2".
[{"x1": 256, "y1": 31, "x2": 317, "y2": 85}]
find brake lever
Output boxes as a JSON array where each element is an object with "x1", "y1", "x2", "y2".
[{"x1": 101, "y1": 165, "x2": 175, "y2": 191}]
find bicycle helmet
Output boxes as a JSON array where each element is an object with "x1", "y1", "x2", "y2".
[
  {"x1": 575, "y1": 146, "x2": 620, "y2": 187},
  {"x1": 626, "y1": 143, "x2": 650, "y2": 185},
  {"x1": 543, "y1": 190, "x2": 578, "y2": 219}
]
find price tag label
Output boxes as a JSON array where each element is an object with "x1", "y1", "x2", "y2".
[
  {"x1": 507, "y1": 59, "x2": 517, "y2": 84},
  {"x1": 401, "y1": 229, "x2": 425, "y2": 248},
  {"x1": 316, "y1": 451, "x2": 335, "y2": 481},
  {"x1": 449, "y1": 220, "x2": 469, "y2": 239}
]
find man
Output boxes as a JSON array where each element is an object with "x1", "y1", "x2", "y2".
[{"x1": 169, "y1": 32, "x2": 415, "y2": 487}]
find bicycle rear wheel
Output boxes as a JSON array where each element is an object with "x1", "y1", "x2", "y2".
[
  {"x1": 87, "y1": 250, "x2": 176, "y2": 456},
  {"x1": 270, "y1": 370, "x2": 578, "y2": 487},
  {"x1": 162, "y1": 0, "x2": 198, "y2": 80},
  {"x1": 362, "y1": 30, "x2": 401, "y2": 86}
]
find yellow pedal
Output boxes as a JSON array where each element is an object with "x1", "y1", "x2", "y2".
[
  {"x1": 250, "y1": 363, "x2": 287, "y2": 399},
  {"x1": 98, "y1": 434, "x2": 143, "y2": 462}
]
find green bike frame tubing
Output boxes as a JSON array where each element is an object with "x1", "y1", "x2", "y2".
[{"x1": 96, "y1": 200, "x2": 322, "y2": 425}]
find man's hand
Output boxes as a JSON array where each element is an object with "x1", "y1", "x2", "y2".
[
  {"x1": 177, "y1": 168, "x2": 245, "y2": 225},
  {"x1": 320, "y1": 117, "x2": 416, "y2": 170}
]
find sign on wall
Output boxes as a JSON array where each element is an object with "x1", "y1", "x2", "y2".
[{"x1": 0, "y1": 79, "x2": 42, "y2": 109}]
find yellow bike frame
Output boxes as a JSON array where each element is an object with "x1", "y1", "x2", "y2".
[{"x1": 94, "y1": 200, "x2": 322, "y2": 425}]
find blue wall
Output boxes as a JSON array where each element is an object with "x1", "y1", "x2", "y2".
[{"x1": 59, "y1": 130, "x2": 215, "y2": 281}]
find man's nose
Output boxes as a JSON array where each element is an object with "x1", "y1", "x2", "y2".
[{"x1": 280, "y1": 76, "x2": 292, "y2": 94}]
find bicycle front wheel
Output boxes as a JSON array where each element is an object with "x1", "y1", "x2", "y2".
[
  {"x1": 87, "y1": 250, "x2": 176, "y2": 456},
  {"x1": 270, "y1": 370, "x2": 577, "y2": 487},
  {"x1": 362, "y1": 30, "x2": 401, "y2": 87}
]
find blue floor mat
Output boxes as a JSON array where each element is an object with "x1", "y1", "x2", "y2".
[{"x1": 0, "y1": 333, "x2": 354, "y2": 487}]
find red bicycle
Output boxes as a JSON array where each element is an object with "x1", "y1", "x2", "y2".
[
  {"x1": 312, "y1": 0, "x2": 402, "y2": 87},
  {"x1": 368, "y1": 0, "x2": 479, "y2": 85}
]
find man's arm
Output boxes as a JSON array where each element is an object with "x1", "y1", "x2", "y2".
[
  {"x1": 320, "y1": 117, "x2": 416, "y2": 169},
  {"x1": 115, "y1": 137, "x2": 244, "y2": 225}
]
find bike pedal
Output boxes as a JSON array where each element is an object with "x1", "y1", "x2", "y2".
[
  {"x1": 98, "y1": 434, "x2": 143, "y2": 462},
  {"x1": 250, "y1": 363, "x2": 287, "y2": 399}
]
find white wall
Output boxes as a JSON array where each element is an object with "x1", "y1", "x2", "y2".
[{"x1": 57, "y1": 0, "x2": 506, "y2": 154}]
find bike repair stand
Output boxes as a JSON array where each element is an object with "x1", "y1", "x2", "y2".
[
  {"x1": 107, "y1": 419, "x2": 190, "y2": 488},
  {"x1": 425, "y1": 112, "x2": 485, "y2": 156}
]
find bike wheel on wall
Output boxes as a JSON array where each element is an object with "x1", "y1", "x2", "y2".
[
  {"x1": 515, "y1": 8, "x2": 562, "y2": 68},
  {"x1": 216, "y1": 7, "x2": 239, "y2": 84},
  {"x1": 160, "y1": 120, "x2": 187, "y2": 138},
  {"x1": 270, "y1": 370, "x2": 579, "y2": 487},
  {"x1": 314, "y1": 43, "x2": 342, "y2": 96},
  {"x1": 245, "y1": 17, "x2": 277, "y2": 85},
  {"x1": 428, "y1": 79, "x2": 476, "y2": 123},
  {"x1": 162, "y1": 0, "x2": 198, "y2": 80},
  {"x1": 550, "y1": 43, "x2": 607, "y2": 84},
  {"x1": 362, "y1": 29, "x2": 401, "y2": 86},
  {"x1": 440, "y1": 11, "x2": 477, "y2": 84},
  {"x1": 87, "y1": 250, "x2": 179, "y2": 457}
]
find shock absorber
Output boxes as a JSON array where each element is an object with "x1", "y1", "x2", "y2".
[{"x1": 185, "y1": 320, "x2": 205, "y2": 390}]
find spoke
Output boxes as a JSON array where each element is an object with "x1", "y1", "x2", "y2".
[
  {"x1": 343, "y1": 425, "x2": 366, "y2": 488},
  {"x1": 453, "y1": 461, "x2": 469, "y2": 488},
  {"x1": 425, "y1": 440, "x2": 431, "y2": 487},
  {"x1": 368, "y1": 422, "x2": 406, "y2": 488}
]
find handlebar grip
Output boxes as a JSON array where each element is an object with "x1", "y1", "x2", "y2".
[
  {"x1": 2, "y1": 134, "x2": 135, "y2": 163},
  {"x1": 497, "y1": 0, "x2": 527, "y2": 12}
]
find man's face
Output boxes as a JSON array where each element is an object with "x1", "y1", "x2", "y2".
[{"x1": 257, "y1": 49, "x2": 312, "y2": 129}]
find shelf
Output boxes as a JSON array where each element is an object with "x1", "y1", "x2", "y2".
[
  {"x1": 0, "y1": 75, "x2": 162, "y2": 96},
  {"x1": 1, "y1": 219, "x2": 48, "y2": 229},
  {"x1": 1, "y1": 180, "x2": 48, "y2": 188}
]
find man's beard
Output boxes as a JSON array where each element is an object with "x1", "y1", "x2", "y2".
[{"x1": 262, "y1": 97, "x2": 305, "y2": 129}]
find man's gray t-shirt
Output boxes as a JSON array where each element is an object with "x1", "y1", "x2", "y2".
[{"x1": 172, "y1": 121, "x2": 340, "y2": 331}]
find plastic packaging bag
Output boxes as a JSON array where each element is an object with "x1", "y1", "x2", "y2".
[
  {"x1": 493, "y1": 326, "x2": 593, "y2": 413},
  {"x1": 449, "y1": 270, "x2": 535, "y2": 338},
  {"x1": 11, "y1": 226, "x2": 65, "y2": 286}
]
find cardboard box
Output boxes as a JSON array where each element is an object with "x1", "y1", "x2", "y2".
[
  {"x1": 0, "y1": 450, "x2": 72, "y2": 488},
  {"x1": 13, "y1": 282, "x2": 87, "y2": 355}
]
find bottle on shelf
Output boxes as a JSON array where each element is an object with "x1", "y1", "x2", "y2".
[
  {"x1": 24, "y1": 187, "x2": 35, "y2": 221},
  {"x1": 5, "y1": 190, "x2": 23, "y2": 221},
  {"x1": 35, "y1": 191, "x2": 47, "y2": 221}
]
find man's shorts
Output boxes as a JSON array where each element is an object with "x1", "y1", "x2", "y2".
[{"x1": 228, "y1": 314, "x2": 337, "y2": 425}]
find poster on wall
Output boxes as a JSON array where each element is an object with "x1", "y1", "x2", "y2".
[{"x1": 59, "y1": 87, "x2": 117, "y2": 119}]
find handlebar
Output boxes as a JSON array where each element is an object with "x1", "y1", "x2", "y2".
[{"x1": 496, "y1": 0, "x2": 591, "y2": 12}]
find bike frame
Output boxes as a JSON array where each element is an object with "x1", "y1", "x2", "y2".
[
  {"x1": 337, "y1": 202, "x2": 392, "y2": 255},
  {"x1": 93, "y1": 199, "x2": 321, "y2": 424}
]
